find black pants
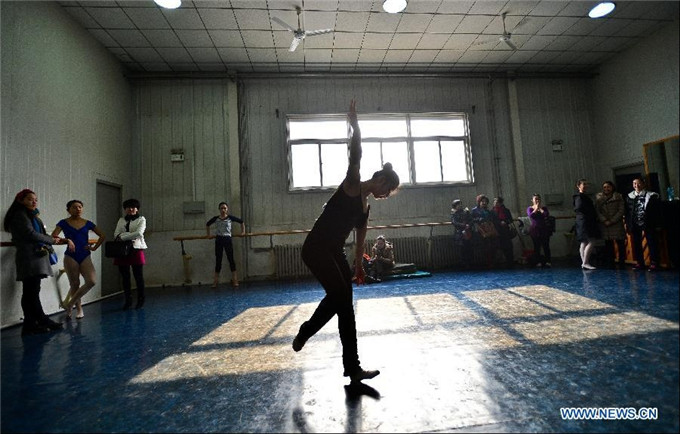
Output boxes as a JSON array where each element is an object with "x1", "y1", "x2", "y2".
[
  {"x1": 631, "y1": 226, "x2": 660, "y2": 266},
  {"x1": 530, "y1": 235, "x2": 551, "y2": 265},
  {"x1": 604, "y1": 238, "x2": 626, "y2": 266},
  {"x1": 21, "y1": 276, "x2": 47, "y2": 325},
  {"x1": 298, "y1": 239, "x2": 360, "y2": 376},
  {"x1": 215, "y1": 236, "x2": 236, "y2": 272},
  {"x1": 118, "y1": 265, "x2": 145, "y2": 299},
  {"x1": 498, "y1": 234, "x2": 514, "y2": 265}
]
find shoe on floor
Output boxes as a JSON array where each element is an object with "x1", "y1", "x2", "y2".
[
  {"x1": 581, "y1": 264, "x2": 596, "y2": 270},
  {"x1": 346, "y1": 368, "x2": 380, "y2": 383},
  {"x1": 21, "y1": 321, "x2": 50, "y2": 336},
  {"x1": 544, "y1": 262, "x2": 552, "y2": 268},
  {"x1": 292, "y1": 335, "x2": 305, "y2": 352},
  {"x1": 40, "y1": 317, "x2": 63, "y2": 331},
  {"x1": 633, "y1": 263, "x2": 644, "y2": 270},
  {"x1": 648, "y1": 264, "x2": 658, "y2": 271}
]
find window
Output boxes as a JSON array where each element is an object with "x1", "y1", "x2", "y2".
[{"x1": 287, "y1": 112, "x2": 473, "y2": 190}]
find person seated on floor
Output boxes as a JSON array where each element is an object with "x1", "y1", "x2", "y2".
[{"x1": 366, "y1": 235, "x2": 395, "y2": 282}]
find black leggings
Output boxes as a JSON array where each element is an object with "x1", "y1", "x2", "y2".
[
  {"x1": 531, "y1": 235, "x2": 551, "y2": 264},
  {"x1": 21, "y1": 276, "x2": 47, "y2": 324},
  {"x1": 215, "y1": 236, "x2": 236, "y2": 272},
  {"x1": 298, "y1": 239, "x2": 360, "y2": 376},
  {"x1": 118, "y1": 265, "x2": 144, "y2": 297}
]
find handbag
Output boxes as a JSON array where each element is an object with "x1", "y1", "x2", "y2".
[
  {"x1": 47, "y1": 245, "x2": 58, "y2": 265},
  {"x1": 105, "y1": 240, "x2": 133, "y2": 258},
  {"x1": 476, "y1": 221, "x2": 498, "y2": 238}
]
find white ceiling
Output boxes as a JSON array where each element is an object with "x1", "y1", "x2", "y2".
[{"x1": 58, "y1": 0, "x2": 680, "y2": 75}]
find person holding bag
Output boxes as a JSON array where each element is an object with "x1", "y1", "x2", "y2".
[
  {"x1": 3, "y1": 189, "x2": 65, "y2": 335},
  {"x1": 113, "y1": 198, "x2": 147, "y2": 310}
]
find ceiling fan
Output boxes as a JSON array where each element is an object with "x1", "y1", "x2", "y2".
[
  {"x1": 474, "y1": 12, "x2": 522, "y2": 50},
  {"x1": 272, "y1": 6, "x2": 333, "y2": 52}
]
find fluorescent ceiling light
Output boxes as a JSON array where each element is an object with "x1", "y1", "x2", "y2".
[
  {"x1": 588, "y1": 2, "x2": 616, "y2": 18},
  {"x1": 383, "y1": 0, "x2": 407, "y2": 14},
  {"x1": 154, "y1": 0, "x2": 181, "y2": 9}
]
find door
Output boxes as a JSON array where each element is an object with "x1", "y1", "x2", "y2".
[
  {"x1": 614, "y1": 164, "x2": 644, "y2": 198},
  {"x1": 96, "y1": 182, "x2": 122, "y2": 297}
]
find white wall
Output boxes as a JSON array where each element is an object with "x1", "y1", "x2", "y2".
[
  {"x1": 1, "y1": 2, "x2": 132, "y2": 327},
  {"x1": 590, "y1": 20, "x2": 680, "y2": 180}
]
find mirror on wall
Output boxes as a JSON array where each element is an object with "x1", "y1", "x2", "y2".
[{"x1": 643, "y1": 135, "x2": 679, "y2": 200}]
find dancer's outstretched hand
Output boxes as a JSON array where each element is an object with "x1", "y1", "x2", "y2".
[{"x1": 348, "y1": 99, "x2": 358, "y2": 129}]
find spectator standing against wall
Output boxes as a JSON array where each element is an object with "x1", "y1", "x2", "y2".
[
  {"x1": 625, "y1": 178, "x2": 662, "y2": 271},
  {"x1": 573, "y1": 179, "x2": 600, "y2": 270},
  {"x1": 4, "y1": 189, "x2": 65, "y2": 335},
  {"x1": 595, "y1": 181, "x2": 626, "y2": 269},
  {"x1": 527, "y1": 194, "x2": 552, "y2": 268}
]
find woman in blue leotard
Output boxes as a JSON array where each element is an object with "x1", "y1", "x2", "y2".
[{"x1": 51, "y1": 200, "x2": 105, "y2": 319}]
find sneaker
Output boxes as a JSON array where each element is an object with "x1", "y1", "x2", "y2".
[{"x1": 346, "y1": 368, "x2": 380, "y2": 383}]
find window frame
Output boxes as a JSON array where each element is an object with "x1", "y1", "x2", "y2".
[{"x1": 286, "y1": 111, "x2": 474, "y2": 191}]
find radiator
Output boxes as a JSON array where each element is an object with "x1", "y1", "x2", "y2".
[
  {"x1": 364, "y1": 236, "x2": 457, "y2": 270},
  {"x1": 274, "y1": 236, "x2": 458, "y2": 279},
  {"x1": 274, "y1": 245, "x2": 310, "y2": 279}
]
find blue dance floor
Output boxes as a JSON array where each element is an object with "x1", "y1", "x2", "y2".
[{"x1": 2, "y1": 265, "x2": 678, "y2": 433}]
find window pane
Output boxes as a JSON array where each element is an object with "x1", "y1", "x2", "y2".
[
  {"x1": 382, "y1": 142, "x2": 410, "y2": 185},
  {"x1": 360, "y1": 142, "x2": 382, "y2": 181},
  {"x1": 441, "y1": 141, "x2": 468, "y2": 182},
  {"x1": 291, "y1": 144, "x2": 320, "y2": 188},
  {"x1": 411, "y1": 118, "x2": 465, "y2": 137},
  {"x1": 360, "y1": 119, "x2": 408, "y2": 138},
  {"x1": 413, "y1": 140, "x2": 442, "y2": 183},
  {"x1": 321, "y1": 143, "x2": 348, "y2": 187},
  {"x1": 290, "y1": 120, "x2": 347, "y2": 140}
]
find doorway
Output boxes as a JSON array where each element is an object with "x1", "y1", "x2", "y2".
[
  {"x1": 613, "y1": 163, "x2": 644, "y2": 197},
  {"x1": 96, "y1": 182, "x2": 122, "y2": 297}
]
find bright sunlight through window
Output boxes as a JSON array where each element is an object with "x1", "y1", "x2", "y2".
[{"x1": 287, "y1": 112, "x2": 473, "y2": 190}]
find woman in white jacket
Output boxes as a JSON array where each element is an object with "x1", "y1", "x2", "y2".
[{"x1": 113, "y1": 198, "x2": 147, "y2": 309}]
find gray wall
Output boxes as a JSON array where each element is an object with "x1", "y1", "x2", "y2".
[
  {"x1": 590, "y1": 20, "x2": 680, "y2": 181},
  {"x1": 128, "y1": 79, "x2": 240, "y2": 287},
  {"x1": 1, "y1": 1, "x2": 132, "y2": 327}
]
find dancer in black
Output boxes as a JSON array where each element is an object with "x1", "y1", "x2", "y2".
[{"x1": 292, "y1": 100, "x2": 400, "y2": 383}]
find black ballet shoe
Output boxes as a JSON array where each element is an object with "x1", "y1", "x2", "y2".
[
  {"x1": 135, "y1": 297, "x2": 145, "y2": 309},
  {"x1": 345, "y1": 368, "x2": 380, "y2": 383},
  {"x1": 292, "y1": 335, "x2": 305, "y2": 352}
]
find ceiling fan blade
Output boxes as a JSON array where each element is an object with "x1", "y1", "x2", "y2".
[
  {"x1": 289, "y1": 36, "x2": 302, "y2": 52},
  {"x1": 272, "y1": 16, "x2": 296, "y2": 32},
  {"x1": 472, "y1": 38, "x2": 498, "y2": 48},
  {"x1": 304, "y1": 28, "x2": 333, "y2": 37},
  {"x1": 511, "y1": 16, "x2": 530, "y2": 33},
  {"x1": 503, "y1": 39, "x2": 517, "y2": 50}
]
